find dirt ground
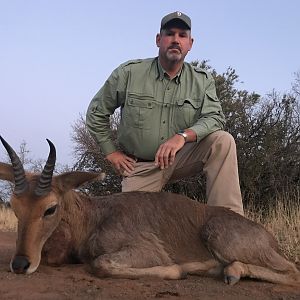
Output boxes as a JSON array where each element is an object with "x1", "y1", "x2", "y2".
[{"x1": 0, "y1": 232, "x2": 299, "y2": 300}]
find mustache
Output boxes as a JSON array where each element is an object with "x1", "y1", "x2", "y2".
[{"x1": 168, "y1": 45, "x2": 182, "y2": 52}]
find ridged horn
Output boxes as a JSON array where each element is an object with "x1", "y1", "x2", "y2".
[
  {"x1": 0, "y1": 136, "x2": 28, "y2": 195},
  {"x1": 34, "y1": 139, "x2": 56, "y2": 197}
]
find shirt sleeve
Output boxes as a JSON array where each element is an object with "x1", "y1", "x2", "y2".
[
  {"x1": 86, "y1": 65, "x2": 127, "y2": 156},
  {"x1": 188, "y1": 76, "x2": 226, "y2": 142}
]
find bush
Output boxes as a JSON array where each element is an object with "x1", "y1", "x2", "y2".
[{"x1": 71, "y1": 62, "x2": 300, "y2": 208}]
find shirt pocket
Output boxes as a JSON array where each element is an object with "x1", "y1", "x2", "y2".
[
  {"x1": 123, "y1": 93, "x2": 155, "y2": 129},
  {"x1": 205, "y1": 91, "x2": 219, "y2": 102},
  {"x1": 202, "y1": 91, "x2": 222, "y2": 115},
  {"x1": 174, "y1": 98, "x2": 202, "y2": 128}
]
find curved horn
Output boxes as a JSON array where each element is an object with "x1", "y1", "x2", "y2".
[
  {"x1": 34, "y1": 139, "x2": 56, "y2": 197},
  {"x1": 0, "y1": 136, "x2": 28, "y2": 195}
]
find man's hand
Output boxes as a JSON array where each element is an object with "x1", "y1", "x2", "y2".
[
  {"x1": 106, "y1": 151, "x2": 136, "y2": 176},
  {"x1": 155, "y1": 135, "x2": 185, "y2": 169}
]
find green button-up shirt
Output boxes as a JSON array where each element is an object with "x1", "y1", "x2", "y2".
[{"x1": 86, "y1": 57, "x2": 225, "y2": 160}]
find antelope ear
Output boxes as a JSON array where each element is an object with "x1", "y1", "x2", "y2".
[
  {"x1": 0, "y1": 162, "x2": 15, "y2": 183},
  {"x1": 53, "y1": 171, "x2": 105, "y2": 192}
]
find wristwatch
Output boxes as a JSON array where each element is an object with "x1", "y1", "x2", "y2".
[{"x1": 176, "y1": 130, "x2": 188, "y2": 142}]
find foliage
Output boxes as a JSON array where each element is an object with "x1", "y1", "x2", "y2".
[
  {"x1": 71, "y1": 113, "x2": 121, "y2": 195},
  {"x1": 71, "y1": 63, "x2": 300, "y2": 208},
  {"x1": 245, "y1": 192, "x2": 300, "y2": 262},
  {"x1": 2, "y1": 67, "x2": 298, "y2": 207},
  {"x1": 218, "y1": 69, "x2": 299, "y2": 207}
]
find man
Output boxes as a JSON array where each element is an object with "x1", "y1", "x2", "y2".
[{"x1": 86, "y1": 12, "x2": 244, "y2": 215}]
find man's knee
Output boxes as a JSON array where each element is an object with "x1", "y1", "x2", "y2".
[
  {"x1": 211, "y1": 131, "x2": 236, "y2": 154},
  {"x1": 213, "y1": 130, "x2": 235, "y2": 144}
]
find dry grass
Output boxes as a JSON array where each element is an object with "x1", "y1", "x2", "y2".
[
  {"x1": 245, "y1": 196, "x2": 300, "y2": 263},
  {"x1": 0, "y1": 196, "x2": 299, "y2": 263},
  {"x1": 0, "y1": 205, "x2": 17, "y2": 232}
]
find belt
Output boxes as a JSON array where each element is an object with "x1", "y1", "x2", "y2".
[{"x1": 126, "y1": 153, "x2": 153, "y2": 163}]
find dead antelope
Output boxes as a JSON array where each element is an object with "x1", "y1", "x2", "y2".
[{"x1": 0, "y1": 136, "x2": 299, "y2": 287}]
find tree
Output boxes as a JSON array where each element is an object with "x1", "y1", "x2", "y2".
[
  {"x1": 70, "y1": 62, "x2": 300, "y2": 208},
  {"x1": 292, "y1": 71, "x2": 300, "y2": 97},
  {"x1": 71, "y1": 113, "x2": 121, "y2": 195}
]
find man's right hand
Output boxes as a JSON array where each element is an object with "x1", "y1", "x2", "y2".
[{"x1": 105, "y1": 151, "x2": 136, "y2": 176}]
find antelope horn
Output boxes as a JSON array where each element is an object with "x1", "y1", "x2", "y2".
[
  {"x1": 34, "y1": 139, "x2": 56, "y2": 197},
  {"x1": 0, "y1": 136, "x2": 28, "y2": 195}
]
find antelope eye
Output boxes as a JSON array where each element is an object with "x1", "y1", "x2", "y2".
[{"x1": 44, "y1": 205, "x2": 58, "y2": 217}]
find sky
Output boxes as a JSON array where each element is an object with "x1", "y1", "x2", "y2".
[{"x1": 1, "y1": 0, "x2": 299, "y2": 166}]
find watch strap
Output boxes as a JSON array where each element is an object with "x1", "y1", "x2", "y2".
[{"x1": 177, "y1": 131, "x2": 188, "y2": 142}]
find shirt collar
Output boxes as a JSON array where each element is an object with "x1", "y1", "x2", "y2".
[{"x1": 156, "y1": 57, "x2": 183, "y2": 84}]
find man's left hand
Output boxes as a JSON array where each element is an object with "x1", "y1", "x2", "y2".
[{"x1": 155, "y1": 135, "x2": 185, "y2": 169}]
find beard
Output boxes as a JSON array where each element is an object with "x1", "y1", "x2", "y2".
[{"x1": 166, "y1": 51, "x2": 182, "y2": 63}]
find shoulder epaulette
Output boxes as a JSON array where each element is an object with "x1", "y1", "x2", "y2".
[
  {"x1": 121, "y1": 59, "x2": 144, "y2": 68},
  {"x1": 193, "y1": 67, "x2": 210, "y2": 78}
]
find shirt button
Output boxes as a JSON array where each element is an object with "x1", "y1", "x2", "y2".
[
  {"x1": 164, "y1": 104, "x2": 167, "y2": 107},
  {"x1": 161, "y1": 137, "x2": 164, "y2": 140},
  {"x1": 162, "y1": 120, "x2": 166, "y2": 124}
]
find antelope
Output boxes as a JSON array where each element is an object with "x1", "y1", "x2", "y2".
[{"x1": 0, "y1": 136, "x2": 299, "y2": 287}]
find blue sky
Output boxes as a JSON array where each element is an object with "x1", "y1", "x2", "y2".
[{"x1": 1, "y1": 0, "x2": 299, "y2": 165}]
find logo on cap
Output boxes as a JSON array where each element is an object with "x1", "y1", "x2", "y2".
[{"x1": 177, "y1": 12, "x2": 182, "y2": 16}]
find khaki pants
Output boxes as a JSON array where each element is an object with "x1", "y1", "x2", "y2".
[{"x1": 122, "y1": 131, "x2": 244, "y2": 215}]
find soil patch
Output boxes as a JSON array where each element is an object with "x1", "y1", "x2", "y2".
[{"x1": 0, "y1": 231, "x2": 299, "y2": 300}]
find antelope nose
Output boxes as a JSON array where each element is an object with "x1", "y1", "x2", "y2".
[{"x1": 11, "y1": 256, "x2": 30, "y2": 274}]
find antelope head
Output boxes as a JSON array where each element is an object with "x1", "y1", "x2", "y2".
[{"x1": 0, "y1": 136, "x2": 103, "y2": 274}]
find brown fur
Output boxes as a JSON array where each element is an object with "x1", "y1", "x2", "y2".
[{"x1": 0, "y1": 163, "x2": 299, "y2": 286}]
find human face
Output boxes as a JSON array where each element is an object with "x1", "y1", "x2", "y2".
[{"x1": 156, "y1": 27, "x2": 193, "y2": 65}]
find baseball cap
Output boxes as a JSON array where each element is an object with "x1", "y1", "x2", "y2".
[{"x1": 160, "y1": 11, "x2": 191, "y2": 30}]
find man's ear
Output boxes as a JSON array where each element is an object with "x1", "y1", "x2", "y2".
[
  {"x1": 156, "y1": 33, "x2": 161, "y2": 48},
  {"x1": 188, "y1": 37, "x2": 194, "y2": 51}
]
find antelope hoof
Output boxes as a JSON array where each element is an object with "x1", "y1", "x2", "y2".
[
  {"x1": 224, "y1": 275, "x2": 240, "y2": 285},
  {"x1": 180, "y1": 271, "x2": 188, "y2": 280}
]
